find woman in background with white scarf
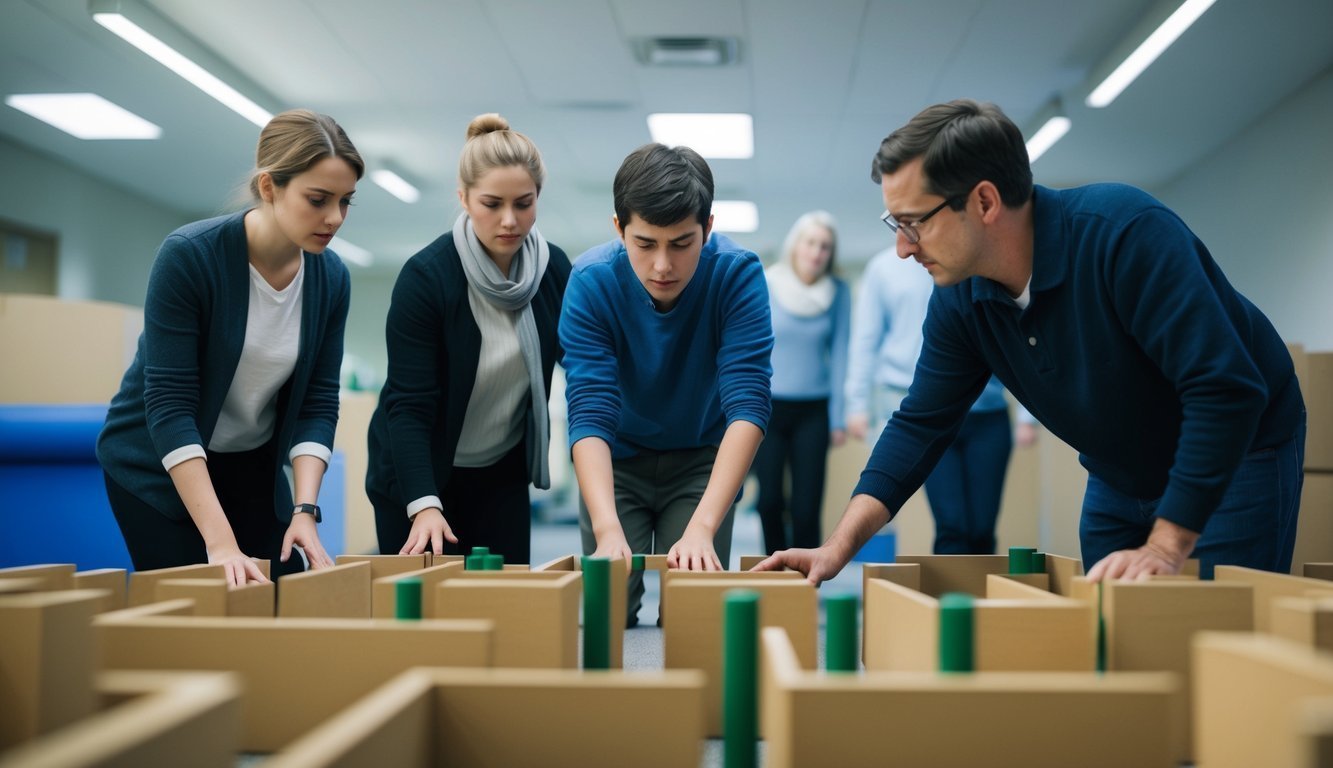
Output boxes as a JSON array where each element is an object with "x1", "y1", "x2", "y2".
[
  {"x1": 365, "y1": 114, "x2": 571, "y2": 564},
  {"x1": 753, "y1": 211, "x2": 851, "y2": 554}
]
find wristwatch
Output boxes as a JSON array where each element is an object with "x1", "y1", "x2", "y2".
[{"x1": 293, "y1": 503, "x2": 322, "y2": 523}]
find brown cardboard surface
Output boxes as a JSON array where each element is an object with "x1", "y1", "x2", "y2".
[
  {"x1": 1272, "y1": 597, "x2": 1333, "y2": 652},
  {"x1": 660, "y1": 567, "x2": 802, "y2": 624},
  {"x1": 1104, "y1": 580, "x2": 1252, "y2": 761},
  {"x1": 863, "y1": 578, "x2": 936, "y2": 672},
  {"x1": 335, "y1": 553, "x2": 433, "y2": 578},
  {"x1": 334, "y1": 391, "x2": 379, "y2": 556},
  {"x1": 1306, "y1": 563, "x2": 1333, "y2": 581},
  {"x1": 1307, "y1": 353, "x2": 1333, "y2": 471},
  {"x1": 1194, "y1": 632, "x2": 1333, "y2": 768},
  {"x1": 1216, "y1": 565, "x2": 1333, "y2": 632},
  {"x1": 984, "y1": 573, "x2": 1064, "y2": 601},
  {"x1": 0, "y1": 294, "x2": 143, "y2": 402},
  {"x1": 0, "y1": 577, "x2": 45, "y2": 596},
  {"x1": 0, "y1": 590, "x2": 104, "y2": 748},
  {"x1": 154, "y1": 579, "x2": 275, "y2": 617},
  {"x1": 762, "y1": 627, "x2": 1178, "y2": 768},
  {"x1": 127, "y1": 561, "x2": 270, "y2": 606},
  {"x1": 738, "y1": 554, "x2": 768, "y2": 571},
  {"x1": 894, "y1": 554, "x2": 1010, "y2": 597},
  {"x1": 371, "y1": 562, "x2": 464, "y2": 619},
  {"x1": 1294, "y1": 472, "x2": 1333, "y2": 574},
  {"x1": 1299, "y1": 697, "x2": 1333, "y2": 768},
  {"x1": 94, "y1": 613, "x2": 493, "y2": 752},
  {"x1": 0, "y1": 564, "x2": 74, "y2": 591},
  {"x1": 265, "y1": 667, "x2": 706, "y2": 768},
  {"x1": 435, "y1": 573, "x2": 580, "y2": 668},
  {"x1": 663, "y1": 578, "x2": 816, "y2": 737},
  {"x1": 72, "y1": 569, "x2": 128, "y2": 613},
  {"x1": 277, "y1": 561, "x2": 371, "y2": 618},
  {"x1": 532, "y1": 555, "x2": 628, "y2": 666},
  {"x1": 0, "y1": 671, "x2": 241, "y2": 768},
  {"x1": 1045, "y1": 553, "x2": 1085, "y2": 596}
]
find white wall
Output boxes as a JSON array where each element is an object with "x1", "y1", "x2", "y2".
[
  {"x1": 1152, "y1": 66, "x2": 1333, "y2": 351},
  {"x1": 0, "y1": 137, "x2": 191, "y2": 306}
]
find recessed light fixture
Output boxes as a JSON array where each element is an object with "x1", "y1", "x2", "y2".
[
  {"x1": 1085, "y1": 0, "x2": 1219, "y2": 108},
  {"x1": 712, "y1": 201, "x2": 758, "y2": 233},
  {"x1": 5, "y1": 93, "x2": 161, "y2": 139},
  {"x1": 633, "y1": 37, "x2": 739, "y2": 67},
  {"x1": 90, "y1": 0, "x2": 272, "y2": 127},
  {"x1": 370, "y1": 169, "x2": 421, "y2": 204},
  {"x1": 1026, "y1": 115, "x2": 1071, "y2": 162},
  {"x1": 329, "y1": 237, "x2": 372, "y2": 267},
  {"x1": 647, "y1": 113, "x2": 754, "y2": 159}
]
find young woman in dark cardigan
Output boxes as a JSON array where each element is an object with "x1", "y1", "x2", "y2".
[
  {"x1": 98, "y1": 110, "x2": 362, "y2": 585},
  {"x1": 366, "y1": 114, "x2": 571, "y2": 564}
]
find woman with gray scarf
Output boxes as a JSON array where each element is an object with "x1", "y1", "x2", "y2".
[{"x1": 366, "y1": 114, "x2": 571, "y2": 564}]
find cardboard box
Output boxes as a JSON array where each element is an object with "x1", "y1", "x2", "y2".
[
  {"x1": 761, "y1": 627, "x2": 1178, "y2": 768},
  {"x1": 434, "y1": 572, "x2": 581, "y2": 668},
  {"x1": 0, "y1": 590, "x2": 104, "y2": 748},
  {"x1": 0, "y1": 294, "x2": 143, "y2": 403},
  {"x1": 127, "y1": 561, "x2": 270, "y2": 606},
  {"x1": 1306, "y1": 563, "x2": 1333, "y2": 581},
  {"x1": 277, "y1": 561, "x2": 371, "y2": 618},
  {"x1": 0, "y1": 563, "x2": 74, "y2": 591},
  {"x1": 894, "y1": 554, "x2": 1010, "y2": 597},
  {"x1": 1271, "y1": 597, "x2": 1333, "y2": 652},
  {"x1": 72, "y1": 568, "x2": 128, "y2": 613},
  {"x1": 1215, "y1": 565, "x2": 1333, "y2": 632},
  {"x1": 334, "y1": 391, "x2": 378, "y2": 556},
  {"x1": 1307, "y1": 352, "x2": 1333, "y2": 471},
  {"x1": 264, "y1": 666, "x2": 706, "y2": 768},
  {"x1": 1194, "y1": 632, "x2": 1333, "y2": 768},
  {"x1": 1294, "y1": 472, "x2": 1333, "y2": 574},
  {"x1": 533, "y1": 555, "x2": 628, "y2": 667},
  {"x1": 662, "y1": 577, "x2": 816, "y2": 737},
  {"x1": 94, "y1": 605, "x2": 494, "y2": 751},
  {"x1": 155, "y1": 578, "x2": 275, "y2": 617},
  {"x1": 0, "y1": 671, "x2": 241, "y2": 768},
  {"x1": 335, "y1": 553, "x2": 434, "y2": 578}
]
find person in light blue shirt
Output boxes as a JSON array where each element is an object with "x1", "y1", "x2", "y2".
[
  {"x1": 754, "y1": 211, "x2": 851, "y2": 553},
  {"x1": 561, "y1": 143, "x2": 773, "y2": 624}
]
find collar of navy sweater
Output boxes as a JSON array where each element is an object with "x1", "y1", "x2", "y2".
[{"x1": 970, "y1": 185, "x2": 1066, "y2": 306}]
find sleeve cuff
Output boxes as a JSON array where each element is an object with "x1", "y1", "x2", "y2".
[
  {"x1": 407, "y1": 496, "x2": 443, "y2": 520},
  {"x1": 162, "y1": 444, "x2": 206, "y2": 472},
  {"x1": 289, "y1": 442, "x2": 332, "y2": 465}
]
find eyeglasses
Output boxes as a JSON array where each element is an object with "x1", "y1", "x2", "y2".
[{"x1": 880, "y1": 197, "x2": 960, "y2": 245}]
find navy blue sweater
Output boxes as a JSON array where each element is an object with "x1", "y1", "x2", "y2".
[
  {"x1": 365, "y1": 234, "x2": 571, "y2": 508},
  {"x1": 855, "y1": 184, "x2": 1303, "y2": 534},
  {"x1": 97, "y1": 211, "x2": 349, "y2": 521}
]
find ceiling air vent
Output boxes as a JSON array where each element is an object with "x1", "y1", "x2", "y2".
[{"x1": 634, "y1": 37, "x2": 739, "y2": 67}]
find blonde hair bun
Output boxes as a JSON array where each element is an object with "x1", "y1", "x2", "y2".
[{"x1": 466, "y1": 113, "x2": 511, "y2": 141}]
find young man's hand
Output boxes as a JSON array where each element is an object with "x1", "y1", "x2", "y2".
[{"x1": 667, "y1": 524, "x2": 723, "y2": 571}]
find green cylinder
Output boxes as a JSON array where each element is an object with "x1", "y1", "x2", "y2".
[
  {"x1": 631, "y1": 553, "x2": 645, "y2": 572},
  {"x1": 723, "y1": 590, "x2": 760, "y2": 768},
  {"x1": 484, "y1": 553, "x2": 504, "y2": 571},
  {"x1": 464, "y1": 554, "x2": 484, "y2": 571},
  {"x1": 1096, "y1": 580, "x2": 1107, "y2": 673},
  {"x1": 395, "y1": 578, "x2": 422, "y2": 620},
  {"x1": 1030, "y1": 551, "x2": 1047, "y2": 574},
  {"x1": 581, "y1": 556, "x2": 611, "y2": 670},
  {"x1": 1008, "y1": 546, "x2": 1037, "y2": 575},
  {"x1": 824, "y1": 594, "x2": 859, "y2": 673},
  {"x1": 470, "y1": 546, "x2": 490, "y2": 556},
  {"x1": 938, "y1": 592, "x2": 974, "y2": 673}
]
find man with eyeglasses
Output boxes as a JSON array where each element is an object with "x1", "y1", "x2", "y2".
[{"x1": 756, "y1": 99, "x2": 1305, "y2": 583}]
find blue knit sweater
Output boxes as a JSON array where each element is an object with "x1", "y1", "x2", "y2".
[
  {"x1": 97, "y1": 211, "x2": 349, "y2": 521},
  {"x1": 855, "y1": 184, "x2": 1303, "y2": 534},
  {"x1": 561, "y1": 233, "x2": 774, "y2": 459},
  {"x1": 768, "y1": 278, "x2": 851, "y2": 428}
]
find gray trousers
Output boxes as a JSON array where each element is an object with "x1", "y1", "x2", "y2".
[{"x1": 579, "y1": 445, "x2": 736, "y2": 624}]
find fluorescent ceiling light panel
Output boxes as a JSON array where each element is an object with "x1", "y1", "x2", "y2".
[
  {"x1": 92, "y1": 10, "x2": 272, "y2": 127},
  {"x1": 370, "y1": 169, "x2": 421, "y2": 204},
  {"x1": 1026, "y1": 115, "x2": 1072, "y2": 162},
  {"x1": 647, "y1": 113, "x2": 753, "y2": 159},
  {"x1": 1085, "y1": 0, "x2": 1218, "y2": 108},
  {"x1": 712, "y1": 201, "x2": 758, "y2": 233},
  {"x1": 329, "y1": 237, "x2": 372, "y2": 267},
  {"x1": 5, "y1": 93, "x2": 161, "y2": 139}
]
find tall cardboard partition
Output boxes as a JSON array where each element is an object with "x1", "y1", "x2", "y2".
[
  {"x1": 862, "y1": 577, "x2": 1095, "y2": 673},
  {"x1": 127, "y1": 561, "x2": 270, "y2": 606},
  {"x1": 154, "y1": 578, "x2": 274, "y2": 617},
  {"x1": 659, "y1": 567, "x2": 803, "y2": 625},
  {"x1": 93, "y1": 605, "x2": 494, "y2": 752},
  {"x1": 335, "y1": 553, "x2": 434, "y2": 579},
  {"x1": 1194, "y1": 632, "x2": 1333, "y2": 768},
  {"x1": 0, "y1": 563, "x2": 75, "y2": 591},
  {"x1": 0, "y1": 671, "x2": 241, "y2": 768},
  {"x1": 72, "y1": 568, "x2": 128, "y2": 613},
  {"x1": 276, "y1": 561, "x2": 371, "y2": 618},
  {"x1": 1272, "y1": 597, "x2": 1333, "y2": 652},
  {"x1": 263, "y1": 666, "x2": 706, "y2": 768},
  {"x1": 1102, "y1": 579, "x2": 1253, "y2": 762},
  {"x1": 434, "y1": 572, "x2": 581, "y2": 668},
  {"x1": 760, "y1": 627, "x2": 1178, "y2": 768},
  {"x1": 662, "y1": 576, "x2": 817, "y2": 737},
  {"x1": 0, "y1": 590, "x2": 104, "y2": 749},
  {"x1": 1215, "y1": 565, "x2": 1333, "y2": 632},
  {"x1": 1306, "y1": 563, "x2": 1333, "y2": 582},
  {"x1": 893, "y1": 554, "x2": 1011, "y2": 597},
  {"x1": 371, "y1": 561, "x2": 464, "y2": 618}
]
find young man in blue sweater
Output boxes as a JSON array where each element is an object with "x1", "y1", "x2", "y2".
[
  {"x1": 561, "y1": 143, "x2": 773, "y2": 624},
  {"x1": 758, "y1": 99, "x2": 1304, "y2": 583}
]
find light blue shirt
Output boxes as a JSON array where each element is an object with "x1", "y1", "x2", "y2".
[{"x1": 768, "y1": 278, "x2": 851, "y2": 429}]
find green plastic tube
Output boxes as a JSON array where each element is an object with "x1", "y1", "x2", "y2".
[
  {"x1": 1008, "y1": 546, "x2": 1037, "y2": 574},
  {"x1": 581, "y1": 556, "x2": 611, "y2": 670},
  {"x1": 825, "y1": 594, "x2": 859, "y2": 673},
  {"x1": 395, "y1": 577, "x2": 422, "y2": 620},
  {"x1": 723, "y1": 590, "x2": 760, "y2": 768},
  {"x1": 938, "y1": 592, "x2": 974, "y2": 673}
]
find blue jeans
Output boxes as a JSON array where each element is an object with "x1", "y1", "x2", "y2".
[
  {"x1": 922, "y1": 409, "x2": 1013, "y2": 554},
  {"x1": 1079, "y1": 417, "x2": 1305, "y2": 579}
]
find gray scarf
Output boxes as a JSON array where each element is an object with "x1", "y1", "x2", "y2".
[{"x1": 452, "y1": 212, "x2": 551, "y2": 489}]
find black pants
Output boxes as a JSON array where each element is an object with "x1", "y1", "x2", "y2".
[
  {"x1": 104, "y1": 441, "x2": 304, "y2": 576},
  {"x1": 753, "y1": 398, "x2": 830, "y2": 554},
  {"x1": 370, "y1": 441, "x2": 532, "y2": 565},
  {"x1": 922, "y1": 409, "x2": 1013, "y2": 554}
]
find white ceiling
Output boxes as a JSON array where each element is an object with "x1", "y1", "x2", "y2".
[{"x1": 2, "y1": 0, "x2": 1331, "y2": 273}]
